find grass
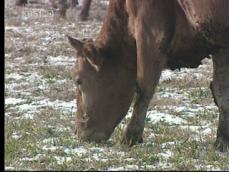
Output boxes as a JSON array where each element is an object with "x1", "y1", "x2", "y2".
[{"x1": 5, "y1": 0, "x2": 229, "y2": 171}]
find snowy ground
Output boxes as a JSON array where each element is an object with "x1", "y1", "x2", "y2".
[{"x1": 5, "y1": 0, "x2": 229, "y2": 171}]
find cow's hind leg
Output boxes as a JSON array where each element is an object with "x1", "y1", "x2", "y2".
[{"x1": 211, "y1": 49, "x2": 229, "y2": 152}]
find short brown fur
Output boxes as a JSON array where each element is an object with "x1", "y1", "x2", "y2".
[{"x1": 68, "y1": 0, "x2": 229, "y2": 151}]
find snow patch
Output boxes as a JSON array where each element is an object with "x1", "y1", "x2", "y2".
[
  {"x1": 54, "y1": 156, "x2": 72, "y2": 165},
  {"x1": 160, "y1": 70, "x2": 174, "y2": 82},
  {"x1": 6, "y1": 73, "x2": 24, "y2": 80},
  {"x1": 42, "y1": 138, "x2": 58, "y2": 144},
  {"x1": 5, "y1": 167, "x2": 15, "y2": 170},
  {"x1": 5, "y1": 97, "x2": 26, "y2": 105},
  {"x1": 64, "y1": 147, "x2": 87, "y2": 156},
  {"x1": 5, "y1": 26, "x2": 21, "y2": 31},
  {"x1": 146, "y1": 111, "x2": 187, "y2": 125},
  {"x1": 8, "y1": 98, "x2": 76, "y2": 119},
  {"x1": 12, "y1": 132, "x2": 22, "y2": 139},
  {"x1": 158, "y1": 150, "x2": 173, "y2": 159},
  {"x1": 108, "y1": 165, "x2": 139, "y2": 171},
  {"x1": 85, "y1": 155, "x2": 108, "y2": 162},
  {"x1": 161, "y1": 142, "x2": 176, "y2": 148},
  {"x1": 195, "y1": 164, "x2": 221, "y2": 171},
  {"x1": 179, "y1": 123, "x2": 212, "y2": 133},
  {"x1": 156, "y1": 91, "x2": 188, "y2": 100},
  {"x1": 202, "y1": 128, "x2": 212, "y2": 135},
  {"x1": 42, "y1": 145, "x2": 61, "y2": 151},
  {"x1": 46, "y1": 55, "x2": 75, "y2": 66},
  {"x1": 21, "y1": 154, "x2": 42, "y2": 161}
]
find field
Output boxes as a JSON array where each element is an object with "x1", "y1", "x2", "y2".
[{"x1": 5, "y1": 0, "x2": 229, "y2": 171}]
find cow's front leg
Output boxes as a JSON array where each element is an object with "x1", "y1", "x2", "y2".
[
  {"x1": 211, "y1": 49, "x2": 229, "y2": 152},
  {"x1": 121, "y1": 59, "x2": 165, "y2": 146},
  {"x1": 121, "y1": 83, "x2": 152, "y2": 146},
  {"x1": 121, "y1": 27, "x2": 166, "y2": 146}
]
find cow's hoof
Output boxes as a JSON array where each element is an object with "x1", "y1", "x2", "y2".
[
  {"x1": 121, "y1": 128, "x2": 143, "y2": 146},
  {"x1": 214, "y1": 138, "x2": 229, "y2": 152}
]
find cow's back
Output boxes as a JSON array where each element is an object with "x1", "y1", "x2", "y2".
[{"x1": 178, "y1": 0, "x2": 229, "y2": 47}]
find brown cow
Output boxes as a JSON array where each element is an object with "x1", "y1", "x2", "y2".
[
  {"x1": 15, "y1": 0, "x2": 92, "y2": 20},
  {"x1": 68, "y1": 0, "x2": 229, "y2": 152}
]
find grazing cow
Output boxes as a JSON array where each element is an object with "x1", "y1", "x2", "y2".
[
  {"x1": 68, "y1": 0, "x2": 229, "y2": 152},
  {"x1": 15, "y1": 0, "x2": 92, "y2": 20}
]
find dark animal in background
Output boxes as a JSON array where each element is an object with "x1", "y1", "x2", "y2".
[
  {"x1": 51, "y1": 0, "x2": 92, "y2": 20},
  {"x1": 15, "y1": 0, "x2": 92, "y2": 21},
  {"x1": 49, "y1": 0, "x2": 79, "y2": 18},
  {"x1": 68, "y1": 0, "x2": 229, "y2": 152},
  {"x1": 78, "y1": 0, "x2": 92, "y2": 21},
  {"x1": 15, "y1": 0, "x2": 27, "y2": 6}
]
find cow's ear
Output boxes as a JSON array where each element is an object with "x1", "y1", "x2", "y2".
[
  {"x1": 83, "y1": 43, "x2": 103, "y2": 72},
  {"x1": 67, "y1": 35, "x2": 83, "y2": 51}
]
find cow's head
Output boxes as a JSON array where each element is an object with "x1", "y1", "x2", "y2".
[{"x1": 68, "y1": 36, "x2": 136, "y2": 142}]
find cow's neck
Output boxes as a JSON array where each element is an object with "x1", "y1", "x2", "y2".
[{"x1": 95, "y1": 0, "x2": 135, "y2": 55}]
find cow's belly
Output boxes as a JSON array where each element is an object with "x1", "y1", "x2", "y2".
[{"x1": 166, "y1": 34, "x2": 215, "y2": 70}]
